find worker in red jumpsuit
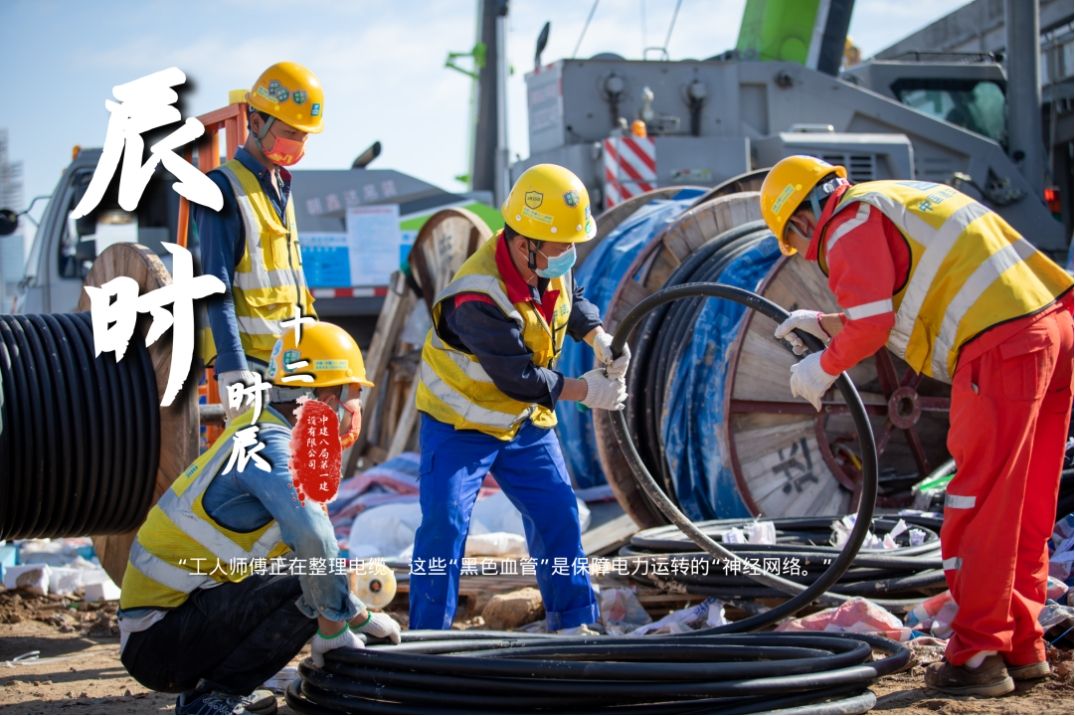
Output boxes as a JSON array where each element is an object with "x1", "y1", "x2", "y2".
[{"x1": 760, "y1": 156, "x2": 1074, "y2": 697}]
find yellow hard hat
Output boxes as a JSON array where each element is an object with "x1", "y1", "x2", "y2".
[
  {"x1": 247, "y1": 61, "x2": 325, "y2": 134},
  {"x1": 759, "y1": 155, "x2": 847, "y2": 255},
  {"x1": 268, "y1": 321, "x2": 373, "y2": 388},
  {"x1": 501, "y1": 164, "x2": 596, "y2": 243}
]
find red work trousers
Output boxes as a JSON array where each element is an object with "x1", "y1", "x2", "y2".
[{"x1": 942, "y1": 305, "x2": 1073, "y2": 666}]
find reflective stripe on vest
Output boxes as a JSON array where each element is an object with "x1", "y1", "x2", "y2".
[
  {"x1": 120, "y1": 411, "x2": 291, "y2": 609},
  {"x1": 416, "y1": 235, "x2": 570, "y2": 439},
  {"x1": 418, "y1": 361, "x2": 533, "y2": 430},
  {"x1": 828, "y1": 181, "x2": 1072, "y2": 381}
]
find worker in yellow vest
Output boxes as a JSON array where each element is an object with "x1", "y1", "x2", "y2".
[
  {"x1": 760, "y1": 156, "x2": 1073, "y2": 697},
  {"x1": 194, "y1": 62, "x2": 319, "y2": 421},
  {"x1": 118, "y1": 322, "x2": 401, "y2": 715},
  {"x1": 410, "y1": 164, "x2": 630, "y2": 632}
]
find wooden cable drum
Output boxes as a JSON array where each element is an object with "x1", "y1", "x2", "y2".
[
  {"x1": 407, "y1": 207, "x2": 491, "y2": 314},
  {"x1": 347, "y1": 208, "x2": 491, "y2": 468},
  {"x1": 689, "y1": 168, "x2": 771, "y2": 208},
  {"x1": 593, "y1": 191, "x2": 765, "y2": 527},
  {"x1": 589, "y1": 190, "x2": 949, "y2": 526},
  {"x1": 0, "y1": 244, "x2": 197, "y2": 585},
  {"x1": 578, "y1": 186, "x2": 706, "y2": 266},
  {"x1": 76, "y1": 243, "x2": 199, "y2": 584},
  {"x1": 723, "y1": 257, "x2": 950, "y2": 517}
]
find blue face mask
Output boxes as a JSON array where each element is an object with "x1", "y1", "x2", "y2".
[{"x1": 536, "y1": 244, "x2": 576, "y2": 279}]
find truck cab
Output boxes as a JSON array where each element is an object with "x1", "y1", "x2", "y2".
[
  {"x1": 9, "y1": 147, "x2": 180, "y2": 314},
  {"x1": 841, "y1": 57, "x2": 1009, "y2": 149}
]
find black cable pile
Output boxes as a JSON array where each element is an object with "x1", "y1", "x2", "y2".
[
  {"x1": 622, "y1": 514, "x2": 947, "y2": 609},
  {"x1": 286, "y1": 630, "x2": 908, "y2": 714},
  {"x1": 626, "y1": 221, "x2": 771, "y2": 510},
  {"x1": 290, "y1": 284, "x2": 900, "y2": 714},
  {"x1": 0, "y1": 312, "x2": 160, "y2": 539}
]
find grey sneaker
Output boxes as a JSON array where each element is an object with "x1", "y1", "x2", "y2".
[
  {"x1": 1006, "y1": 660, "x2": 1051, "y2": 680},
  {"x1": 175, "y1": 690, "x2": 248, "y2": 715},
  {"x1": 924, "y1": 655, "x2": 1015, "y2": 697},
  {"x1": 175, "y1": 688, "x2": 277, "y2": 715}
]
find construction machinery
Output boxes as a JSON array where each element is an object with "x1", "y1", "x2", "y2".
[{"x1": 509, "y1": 1, "x2": 1068, "y2": 258}]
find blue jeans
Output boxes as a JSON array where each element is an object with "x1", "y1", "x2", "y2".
[{"x1": 409, "y1": 414, "x2": 599, "y2": 630}]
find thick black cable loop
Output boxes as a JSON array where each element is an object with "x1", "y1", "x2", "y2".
[
  {"x1": 619, "y1": 513, "x2": 948, "y2": 604},
  {"x1": 0, "y1": 313, "x2": 160, "y2": 539},
  {"x1": 6, "y1": 316, "x2": 48, "y2": 535},
  {"x1": 287, "y1": 631, "x2": 908, "y2": 714},
  {"x1": 608, "y1": 282, "x2": 880, "y2": 630},
  {"x1": 642, "y1": 229, "x2": 768, "y2": 496},
  {"x1": 55, "y1": 312, "x2": 107, "y2": 537},
  {"x1": 627, "y1": 222, "x2": 768, "y2": 497},
  {"x1": 25, "y1": 315, "x2": 70, "y2": 535}
]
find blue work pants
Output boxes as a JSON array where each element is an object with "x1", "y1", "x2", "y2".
[{"x1": 409, "y1": 414, "x2": 599, "y2": 630}]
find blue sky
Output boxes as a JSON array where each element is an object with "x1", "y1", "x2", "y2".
[{"x1": 1, "y1": 0, "x2": 969, "y2": 225}]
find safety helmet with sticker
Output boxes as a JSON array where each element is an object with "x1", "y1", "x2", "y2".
[
  {"x1": 502, "y1": 164, "x2": 596, "y2": 243},
  {"x1": 247, "y1": 61, "x2": 325, "y2": 134},
  {"x1": 269, "y1": 321, "x2": 373, "y2": 388}
]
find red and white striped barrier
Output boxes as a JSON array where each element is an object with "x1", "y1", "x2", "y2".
[
  {"x1": 311, "y1": 287, "x2": 389, "y2": 299},
  {"x1": 602, "y1": 135, "x2": 657, "y2": 209}
]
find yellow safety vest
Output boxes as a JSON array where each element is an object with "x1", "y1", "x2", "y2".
[
  {"x1": 819, "y1": 180, "x2": 1072, "y2": 382},
  {"x1": 201, "y1": 159, "x2": 316, "y2": 366},
  {"x1": 120, "y1": 408, "x2": 292, "y2": 610},
  {"x1": 416, "y1": 234, "x2": 572, "y2": 440}
]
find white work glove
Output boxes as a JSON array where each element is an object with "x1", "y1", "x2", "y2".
[
  {"x1": 788, "y1": 352, "x2": 839, "y2": 411},
  {"x1": 311, "y1": 625, "x2": 364, "y2": 667},
  {"x1": 351, "y1": 611, "x2": 402, "y2": 645},
  {"x1": 774, "y1": 310, "x2": 830, "y2": 356},
  {"x1": 592, "y1": 331, "x2": 632, "y2": 380},
  {"x1": 216, "y1": 369, "x2": 260, "y2": 422},
  {"x1": 581, "y1": 369, "x2": 627, "y2": 411}
]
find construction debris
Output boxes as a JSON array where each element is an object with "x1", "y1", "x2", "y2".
[{"x1": 480, "y1": 587, "x2": 545, "y2": 630}]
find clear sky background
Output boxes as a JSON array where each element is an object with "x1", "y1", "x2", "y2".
[{"x1": 2, "y1": 0, "x2": 970, "y2": 226}]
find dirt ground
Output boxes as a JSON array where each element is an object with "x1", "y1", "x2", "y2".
[{"x1": 1, "y1": 589, "x2": 1071, "y2": 715}]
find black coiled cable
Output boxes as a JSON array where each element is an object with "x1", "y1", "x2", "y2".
[
  {"x1": 0, "y1": 312, "x2": 160, "y2": 539},
  {"x1": 622, "y1": 514, "x2": 948, "y2": 608},
  {"x1": 628, "y1": 222, "x2": 771, "y2": 503},
  {"x1": 289, "y1": 284, "x2": 898, "y2": 714},
  {"x1": 286, "y1": 630, "x2": 908, "y2": 714}
]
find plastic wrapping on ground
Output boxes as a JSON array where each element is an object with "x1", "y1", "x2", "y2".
[
  {"x1": 1050, "y1": 512, "x2": 1074, "y2": 587},
  {"x1": 554, "y1": 188, "x2": 707, "y2": 489},
  {"x1": 778, "y1": 597, "x2": 912, "y2": 641},
  {"x1": 660, "y1": 238, "x2": 782, "y2": 520},
  {"x1": 631, "y1": 596, "x2": 728, "y2": 635},
  {"x1": 597, "y1": 587, "x2": 652, "y2": 634},
  {"x1": 0, "y1": 538, "x2": 118, "y2": 599}
]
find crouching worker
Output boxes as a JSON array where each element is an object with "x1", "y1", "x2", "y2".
[{"x1": 118, "y1": 321, "x2": 402, "y2": 715}]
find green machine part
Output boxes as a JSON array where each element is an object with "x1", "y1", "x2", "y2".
[
  {"x1": 736, "y1": 0, "x2": 855, "y2": 75},
  {"x1": 737, "y1": 0, "x2": 823, "y2": 64}
]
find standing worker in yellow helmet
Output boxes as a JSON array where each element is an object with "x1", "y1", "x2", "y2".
[
  {"x1": 409, "y1": 164, "x2": 630, "y2": 632},
  {"x1": 118, "y1": 321, "x2": 403, "y2": 715},
  {"x1": 760, "y1": 156, "x2": 1073, "y2": 697},
  {"x1": 194, "y1": 62, "x2": 322, "y2": 421}
]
